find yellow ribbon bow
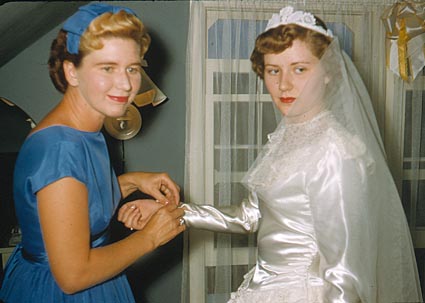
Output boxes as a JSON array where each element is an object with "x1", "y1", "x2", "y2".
[{"x1": 381, "y1": 0, "x2": 425, "y2": 82}]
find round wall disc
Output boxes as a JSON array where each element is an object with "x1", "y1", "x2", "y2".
[{"x1": 104, "y1": 104, "x2": 142, "y2": 140}]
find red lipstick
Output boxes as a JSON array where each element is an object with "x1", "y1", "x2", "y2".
[
  {"x1": 280, "y1": 97, "x2": 296, "y2": 104},
  {"x1": 109, "y1": 95, "x2": 129, "y2": 103}
]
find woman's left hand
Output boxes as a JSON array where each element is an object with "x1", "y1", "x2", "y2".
[
  {"x1": 118, "y1": 172, "x2": 181, "y2": 205},
  {"x1": 118, "y1": 199, "x2": 163, "y2": 231}
]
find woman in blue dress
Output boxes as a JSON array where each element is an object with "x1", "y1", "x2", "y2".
[{"x1": 0, "y1": 3, "x2": 186, "y2": 303}]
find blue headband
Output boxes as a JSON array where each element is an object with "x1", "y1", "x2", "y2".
[{"x1": 62, "y1": 3, "x2": 137, "y2": 55}]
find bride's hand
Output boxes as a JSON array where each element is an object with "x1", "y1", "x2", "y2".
[{"x1": 118, "y1": 199, "x2": 163, "y2": 231}]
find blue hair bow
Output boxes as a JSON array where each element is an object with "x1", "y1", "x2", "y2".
[{"x1": 62, "y1": 3, "x2": 137, "y2": 55}]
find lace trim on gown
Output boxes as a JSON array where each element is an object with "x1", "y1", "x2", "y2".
[
  {"x1": 227, "y1": 267, "x2": 324, "y2": 303},
  {"x1": 243, "y1": 111, "x2": 367, "y2": 191}
]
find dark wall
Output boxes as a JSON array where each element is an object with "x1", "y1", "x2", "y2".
[{"x1": 0, "y1": 1, "x2": 189, "y2": 302}]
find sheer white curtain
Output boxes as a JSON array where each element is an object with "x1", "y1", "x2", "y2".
[
  {"x1": 382, "y1": 1, "x2": 425, "y2": 291},
  {"x1": 183, "y1": 3, "x2": 264, "y2": 302},
  {"x1": 183, "y1": 1, "x2": 421, "y2": 302},
  {"x1": 382, "y1": 0, "x2": 425, "y2": 231},
  {"x1": 385, "y1": 65, "x2": 425, "y2": 245}
]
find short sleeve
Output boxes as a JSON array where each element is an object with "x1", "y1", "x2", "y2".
[{"x1": 29, "y1": 140, "x2": 88, "y2": 194}]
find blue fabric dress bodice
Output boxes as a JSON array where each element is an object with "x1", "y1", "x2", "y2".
[{"x1": 0, "y1": 126, "x2": 135, "y2": 303}]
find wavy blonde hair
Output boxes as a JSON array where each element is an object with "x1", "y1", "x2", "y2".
[{"x1": 48, "y1": 10, "x2": 150, "y2": 93}]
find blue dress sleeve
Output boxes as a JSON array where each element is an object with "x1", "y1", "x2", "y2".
[{"x1": 29, "y1": 139, "x2": 88, "y2": 194}]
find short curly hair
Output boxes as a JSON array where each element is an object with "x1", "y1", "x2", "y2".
[
  {"x1": 48, "y1": 10, "x2": 151, "y2": 93},
  {"x1": 250, "y1": 18, "x2": 332, "y2": 79}
]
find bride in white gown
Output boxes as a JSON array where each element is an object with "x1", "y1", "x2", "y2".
[{"x1": 182, "y1": 6, "x2": 422, "y2": 303}]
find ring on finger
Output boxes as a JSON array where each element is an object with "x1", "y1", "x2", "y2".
[{"x1": 179, "y1": 218, "x2": 185, "y2": 226}]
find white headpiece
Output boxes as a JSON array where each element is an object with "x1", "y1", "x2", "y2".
[{"x1": 265, "y1": 6, "x2": 333, "y2": 38}]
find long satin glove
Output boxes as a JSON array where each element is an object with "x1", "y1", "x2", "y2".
[{"x1": 182, "y1": 191, "x2": 261, "y2": 233}]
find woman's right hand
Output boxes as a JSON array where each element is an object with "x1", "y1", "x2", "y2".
[{"x1": 137, "y1": 203, "x2": 186, "y2": 248}]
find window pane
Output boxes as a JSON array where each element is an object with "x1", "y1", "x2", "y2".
[
  {"x1": 402, "y1": 180, "x2": 425, "y2": 227},
  {"x1": 214, "y1": 101, "x2": 258, "y2": 145},
  {"x1": 214, "y1": 101, "x2": 277, "y2": 146},
  {"x1": 213, "y1": 72, "x2": 252, "y2": 94},
  {"x1": 214, "y1": 148, "x2": 259, "y2": 172},
  {"x1": 208, "y1": 19, "x2": 266, "y2": 60},
  {"x1": 214, "y1": 232, "x2": 257, "y2": 248},
  {"x1": 214, "y1": 182, "x2": 249, "y2": 206},
  {"x1": 403, "y1": 90, "x2": 425, "y2": 167},
  {"x1": 206, "y1": 264, "x2": 249, "y2": 296}
]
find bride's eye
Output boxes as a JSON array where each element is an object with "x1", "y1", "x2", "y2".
[
  {"x1": 101, "y1": 66, "x2": 113, "y2": 73},
  {"x1": 266, "y1": 68, "x2": 279, "y2": 76},
  {"x1": 294, "y1": 67, "x2": 306, "y2": 74}
]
